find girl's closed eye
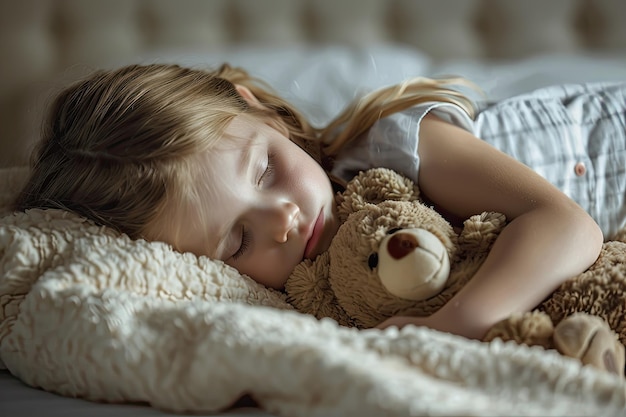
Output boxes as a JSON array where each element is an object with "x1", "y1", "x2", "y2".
[
  {"x1": 232, "y1": 226, "x2": 252, "y2": 260},
  {"x1": 258, "y1": 151, "x2": 276, "y2": 187},
  {"x1": 232, "y1": 151, "x2": 275, "y2": 261}
]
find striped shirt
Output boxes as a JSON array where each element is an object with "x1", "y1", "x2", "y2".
[{"x1": 331, "y1": 82, "x2": 626, "y2": 239}]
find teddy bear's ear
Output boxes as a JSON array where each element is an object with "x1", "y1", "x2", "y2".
[{"x1": 336, "y1": 168, "x2": 420, "y2": 222}]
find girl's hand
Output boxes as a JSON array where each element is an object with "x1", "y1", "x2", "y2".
[
  {"x1": 376, "y1": 312, "x2": 459, "y2": 333},
  {"x1": 375, "y1": 309, "x2": 484, "y2": 339},
  {"x1": 375, "y1": 315, "x2": 431, "y2": 331}
]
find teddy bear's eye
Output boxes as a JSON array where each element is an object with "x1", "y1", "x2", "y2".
[
  {"x1": 387, "y1": 227, "x2": 402, "y2": 235},
  {"x1": 367, "y1": 253, "x2": 379, "y2": 270}
]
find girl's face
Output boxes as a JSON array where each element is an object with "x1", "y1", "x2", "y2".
[{"x1": 169, "y1": 114, "x2": 340, "y2": 289}]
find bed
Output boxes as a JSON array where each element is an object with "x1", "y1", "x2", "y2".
[{"x1": 2, "y1": 1, "x2": 626, "y2": 416}]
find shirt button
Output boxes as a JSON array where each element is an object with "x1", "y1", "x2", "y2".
[{"x1": 574, "y1": 162, "x2": 586, "y2": 176}]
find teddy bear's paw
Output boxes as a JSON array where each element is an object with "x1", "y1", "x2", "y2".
[
  {"x1": 483, "y1": 311, "x2": 554, "y2": 349},
  {"x1": 459, "y1": 212, "x2": 506, "y2": 249},
  {"x1": 554, "y1": 313, "x2": 625, "y2": 377}
]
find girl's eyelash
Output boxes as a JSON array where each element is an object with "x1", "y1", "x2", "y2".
[
  {"x1": 259, "y1": 152, "x2": 275, "y2": 186},
  {"x1": 232, "y1": 226, "x2": 252, "y2": 260}
]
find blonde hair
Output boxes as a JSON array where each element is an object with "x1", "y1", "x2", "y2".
[
  {"x1": 16, "y1": 62, "x2": 475, "y2": 244},
  {"x1": 15, "y1": 63, "x2": 317, "y2": 239}
]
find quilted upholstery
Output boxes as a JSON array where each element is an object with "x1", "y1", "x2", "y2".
[{"x1": 1, "y1": 0, "x2": 625, "y2": 165}]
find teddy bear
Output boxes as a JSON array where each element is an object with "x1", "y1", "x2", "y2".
[{"x1": 285, "y1": 167, "x2": 625, "y2": 377}]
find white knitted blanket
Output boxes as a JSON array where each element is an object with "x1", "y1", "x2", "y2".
[{"x1": 1, "y1": 166, "x2": 625, "y2": 416}]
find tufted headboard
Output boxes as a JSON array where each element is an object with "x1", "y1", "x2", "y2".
[{"x1": 1, "y1": 0, "x2": 625, "y2": 167}]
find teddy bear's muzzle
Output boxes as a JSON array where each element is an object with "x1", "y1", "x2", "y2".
[{"x1": 378, "y1": 228, "x2": 451, "y2": 301}]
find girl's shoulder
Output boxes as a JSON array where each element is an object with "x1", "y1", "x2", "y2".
[
  {"x1": 383, "y1": 101, "x2": 474, "y2": 133},
  {"x1": 330, "y1": 101, "x2": 474, "y2": 183}
]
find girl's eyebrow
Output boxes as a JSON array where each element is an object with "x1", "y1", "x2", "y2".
[
  {"x1": 240, "y1": 140, "x2": 255, "y2": 180},
  {"x1": 240, "y1": 131, "x2": 263, "y2": 182}
]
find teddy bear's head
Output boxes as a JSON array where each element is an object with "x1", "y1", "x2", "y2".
[
  {"x1": 328, "y1": 198, "x2": 459, "y2": 328},
  {"x1": 286, "y1": 168, "x2": 482, "y2": 328},
  {"x1": 286, "y1": 168, "x2": 504, "y2": 328}
]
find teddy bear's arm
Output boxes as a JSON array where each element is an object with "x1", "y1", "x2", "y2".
[{"x1": 458, "y1": 212, "x2": 506, "y2": 251}]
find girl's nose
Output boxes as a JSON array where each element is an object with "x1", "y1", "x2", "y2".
[{"x1": 266, "y1": 201, "x2": 300, "y2": 243}]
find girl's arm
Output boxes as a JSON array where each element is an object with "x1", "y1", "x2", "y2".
[{"x1": 376, "y1": 114, "x2": 603, "y2": 340}]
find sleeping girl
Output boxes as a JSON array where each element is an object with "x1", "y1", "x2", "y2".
[{"x1": 15, "y1": 63, "x2": 625, "y2": 340}]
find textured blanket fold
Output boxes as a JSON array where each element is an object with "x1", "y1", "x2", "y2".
[{"x1": 1, "y1": 166, "x2": 625, "y2": 416}]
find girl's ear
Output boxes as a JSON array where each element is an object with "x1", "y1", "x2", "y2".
[{"x1": 235, "y1": 84, "x2": 263, "y2": 108}]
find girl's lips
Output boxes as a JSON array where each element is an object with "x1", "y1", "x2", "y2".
[{"x1": 304, "y1": 210, "x2": 324, "y2": 260}]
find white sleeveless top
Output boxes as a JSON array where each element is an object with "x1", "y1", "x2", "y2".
[
  {"x1": 331, "y1": 82, "x2": 626, "y2": 239},
  {"x1": 331, "y1": 102, "x2": 473, "y2": 182}
]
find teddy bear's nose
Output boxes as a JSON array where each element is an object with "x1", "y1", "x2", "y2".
[{"x1": 387, "y1": 232, "x2": 419, "y2": 259}]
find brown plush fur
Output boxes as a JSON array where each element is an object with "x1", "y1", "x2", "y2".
[
  {"x1": 485, "y1": 239, "x2": 626, "y2": 375},
  {"x1": 285, "y1": 168, "x2": 625, "y2": 376}
]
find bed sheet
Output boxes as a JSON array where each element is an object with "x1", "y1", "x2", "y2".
[
  {"x1": 2, "y1": 45, "x2": 626, "y2": 417},
  {"x1": 0, "y1": 369, "x2": 269, "y2": 416}
]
